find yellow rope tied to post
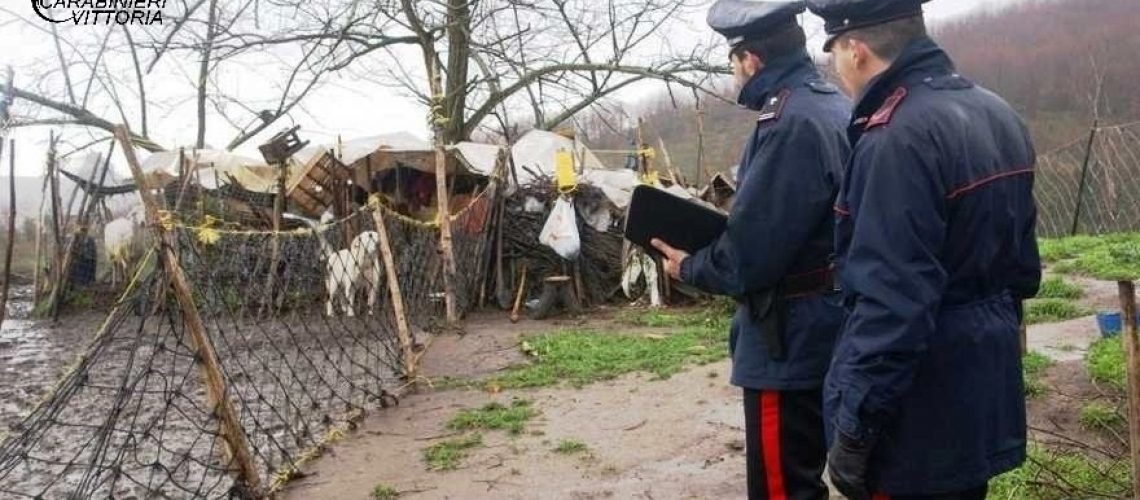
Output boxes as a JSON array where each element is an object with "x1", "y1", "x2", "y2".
[
  {"x1": 429, "y1": 94, "x2": 449, "y2": 128},
  {"x1": 639, "y1": 147, "x2": 657, "y2": 160}
]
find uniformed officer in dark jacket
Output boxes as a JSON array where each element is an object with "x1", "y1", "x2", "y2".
[
  {"x1": 804, "y1": 1, "x2": 1042, "y2": 499},
  {"x1": 651, "y1": 1, "x2": 851, "y2": 498}
]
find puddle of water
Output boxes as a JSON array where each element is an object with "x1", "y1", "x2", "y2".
[{"x1": 0, "y1": 286, "x2": 68, "y2": 427}]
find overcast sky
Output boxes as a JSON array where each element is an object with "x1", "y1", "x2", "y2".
[{"x1": 0, "y1": 0, "x2": 1019, "y2": 177}]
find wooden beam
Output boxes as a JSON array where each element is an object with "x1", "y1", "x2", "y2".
[{"x1": 114, "y1": 125, "x2": 263, "y2": 496}]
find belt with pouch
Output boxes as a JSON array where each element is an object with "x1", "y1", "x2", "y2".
[{"x1": 742, "y1": 266, "x2": 837, "y2": 361}]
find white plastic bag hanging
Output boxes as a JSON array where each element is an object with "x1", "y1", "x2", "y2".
[{"x1": 538, "y1": 196, "x2": 581, "y2": 260}]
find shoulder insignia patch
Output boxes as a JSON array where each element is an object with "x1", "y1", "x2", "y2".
[
  {"x1": 757, "y1": 89, "x2": 792, "y2": 124},
  {"x1": 865, "y1": 87, "x2": 909, "y2": 130},
  {"x1": 922, "y1": 74, "x2": 974, "y2": 91},
  {"x1": 806, "y1": 80, "x2": 839, "y2": 94}
]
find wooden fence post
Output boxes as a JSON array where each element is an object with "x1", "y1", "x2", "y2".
[
  {"x1": 370, "y1": 204, "x2": 417, "y2": 379},
  {"x1": 114, "y1": 126, "x2": 263, "y2": 495},
  {"x1": 1118, "y1": 280, "x2": 1140, "y2": 499},
  {"x1": 427, "y1": 60, "x2": 459, "y2": 325}
]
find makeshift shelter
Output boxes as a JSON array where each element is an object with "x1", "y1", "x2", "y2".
[
  {"x1": 491, "y1": 130, "x2": 644, "y2": 310},
  {"x1": 698, "y1": 171, "x2": 737, "y2": 211}
]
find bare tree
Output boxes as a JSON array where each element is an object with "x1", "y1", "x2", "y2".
[
  {"x1": 2, "y1": 0, "x2": 721, "y2": 154},
  {"x1": 366, "y1": 0, "x2": 721, "y2": 145}
]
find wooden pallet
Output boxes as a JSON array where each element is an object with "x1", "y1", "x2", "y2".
[{"x1": 286, "y1": 150, "x2": 353, "y2": 217}]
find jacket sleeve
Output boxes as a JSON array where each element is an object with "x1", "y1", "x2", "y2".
[
  {"x1": 832, "y1": 132, "x2": 949, "y2": 441},
  {"x1": 681, "y1": 116, "x2": 840, "y2": 297}
]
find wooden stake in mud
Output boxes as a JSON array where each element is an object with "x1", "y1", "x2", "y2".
[
  {"x1": 1118, "y1": 280, "x2": 1140, "y2": 499},
  {"x1": 370, "y1": 203, "x2": 417, "y2": 379},
  {"x1": 114, "y1": 126, "x2": 263, "y2": 495},
  {"x1": 510, "y1": 263, "x2": 528, "y2": 324}
]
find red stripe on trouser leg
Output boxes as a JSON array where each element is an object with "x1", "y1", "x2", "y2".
[
  {"x1": 873, "y1": 493, "x2": 890, "y2": 500},
  {"x1": 761, "y1": 391, "x2": 786, "y2": 499}
]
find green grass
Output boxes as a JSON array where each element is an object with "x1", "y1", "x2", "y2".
[
  {"x1": 987, "y1": 446, "x2": 1131, "y2": 499},
  {"x1": 1023, "y1": 351, "x2": 1054, "y2": 398},
  {"x1": 1087, "y1": 337, "x2": 1126, "y2": 390},
  {"x1": 446, "y1": 399, "x2": 537, "y2": 436},
  {"x1": 1024, "y1": 298, "x2": 1091, "y2": 325},
  {"x1": 371, "y1": 484, "x2": 400, "y2": 500},
  {"x1": 1040, "y1": 233, "x2": 1140, "y2": 281},
  {"x1": 615, "y1": 300, "x2": 734, "y2": 329},
  {"x1": 553, "y1": 439, "x2": 588, "y2": 454},
  {"x1": 1036, "y1": 276, "x2": 1085, "y2": 300},
  {"x1": 423, "y1": 433, "x2": 483, "y2": 471},
  {"x1": 488, "y1": 325, "x2": 729, "y2": 389},
  {"x1": 1080, "y1": 401, "x2": 1124, "y2": 431}
]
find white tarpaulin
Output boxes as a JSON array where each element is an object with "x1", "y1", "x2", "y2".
[
  {"x1": 508, "y1": 130, "x2": 638, "y2": 209},
  {"x1": 137, "y1": 149, "x2": 287, "y2": 192},
  {"x1": 294, "y1": 131, "x2": 431, "y2": 167},
  {"x1": 510, "y1": 130, "x2": 607, "y2": 183},
  {"x1": 451, "y1": 142, "x2": 502, "y2": 177}
]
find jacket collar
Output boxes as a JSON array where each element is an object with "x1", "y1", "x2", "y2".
[
  {"x1": 737, "y1": 48, "x2": 819, "y2": 111},
  {"x1": 850, "y1": 37, "x2": 956, "y2": 135}
]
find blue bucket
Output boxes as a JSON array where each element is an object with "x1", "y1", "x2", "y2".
[{"x1": 1097, "y1": 311, "x2": 1123, "y2": 338}]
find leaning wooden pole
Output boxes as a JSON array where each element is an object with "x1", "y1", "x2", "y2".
[
  {"x1": 114, "y1": 126, "x2": 263, "y2": 495},
  {"x1": 428, "y1": 60, "x2": 459, "y2": 324},
  {"x1": 0, "y1": 140, "x2": 14, "y2": 328},
  {"x1": 369, "y1": 201, "x2": 417, "y2": 378},
  {"x1": 1118, "y1": 280, "x2": 1140, "y2": 499},
  {"x1": 45, "y1": 134, "x2": 64, "y2": 318}
]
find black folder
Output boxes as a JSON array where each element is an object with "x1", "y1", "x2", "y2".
[{"x1": 624, "y1": 185, "x2": 727, "y2": 259}]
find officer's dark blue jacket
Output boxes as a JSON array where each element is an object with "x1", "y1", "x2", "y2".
[
  {"x1": 827, "y1": 37, "x2": 1042, "y2": 495},
  {"x1": 680, "y1": 49, "x2": 851, "y2": 390}
]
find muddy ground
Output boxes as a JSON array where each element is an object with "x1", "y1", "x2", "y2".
[{"x1": 285, "y1": 311, "x2": 752, "y2": 500}]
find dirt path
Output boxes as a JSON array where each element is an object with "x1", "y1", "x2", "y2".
[
  {"x1": 1028, "y1": 274, "x2": 1118, "y2": 363},
  {"x1": 1027, "y1": 315, "x2": 1100, "y2": 362},
  {"x1": 284, "y1": 360, "x2": 748, "y2": 500},
  {"x1": 284, "y1": 313, "x2": 759, "y2": 500}
]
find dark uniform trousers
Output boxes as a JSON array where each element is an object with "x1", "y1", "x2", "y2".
[{"x1": 743, "y1": 388, "x2": 827, "y2": 500}]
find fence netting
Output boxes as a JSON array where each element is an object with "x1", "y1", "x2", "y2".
[
  {"x1": 0, "y1": 187, "x2": 495, "y2": 498},
  {"x1": 1036, "y1": 121, "x2": 1140, "y2": 237}
]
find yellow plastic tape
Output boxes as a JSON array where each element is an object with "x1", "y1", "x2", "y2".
[{"x1": 555, "y1": 150, "x2": 578, "y2": 193}]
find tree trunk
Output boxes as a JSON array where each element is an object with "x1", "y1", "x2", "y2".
[
  {"x1": 443, "y1": 0, "x2": 472, "y2": 145},
  {"x1": 196, "y1": 0, "x2": 218, "y2": 149}
]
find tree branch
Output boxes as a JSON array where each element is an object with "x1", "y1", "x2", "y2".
[
  {"x1": 11, "y1": 86, "x2": 163, "y2": 151},
  {"x1": 465, "y1": 62, "x2": 720, "y2": 138}
]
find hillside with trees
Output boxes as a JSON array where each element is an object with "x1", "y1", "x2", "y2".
[{"x1": 579, "y1": 0, "x2": 1140, "y2": 180}]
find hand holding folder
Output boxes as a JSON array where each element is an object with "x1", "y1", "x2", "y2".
[{"x1": 623, "y1": 185, "x2": 728, "y2": 261}]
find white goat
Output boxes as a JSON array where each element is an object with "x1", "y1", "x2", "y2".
[
  {"x1": 289, "y1": 210, "x2": 385, "y2": 317},
  {"x1": 323, "y1": 231, "x2": 383, "y2": 317},
  {"x1": 103, "y1": 207, "x2": 144, "y2": 287}
]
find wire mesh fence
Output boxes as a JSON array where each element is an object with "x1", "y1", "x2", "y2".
[
  {"x1": 0, "y1": 184, "x2": 496, "y2": 498},
  {"x1": 1036, "y1": 121, "x2": 1140, "y2": 237}
]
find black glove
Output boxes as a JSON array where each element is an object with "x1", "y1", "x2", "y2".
[{"x1": 828, "y1": 430, "x2": 874, "y2": 500}]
